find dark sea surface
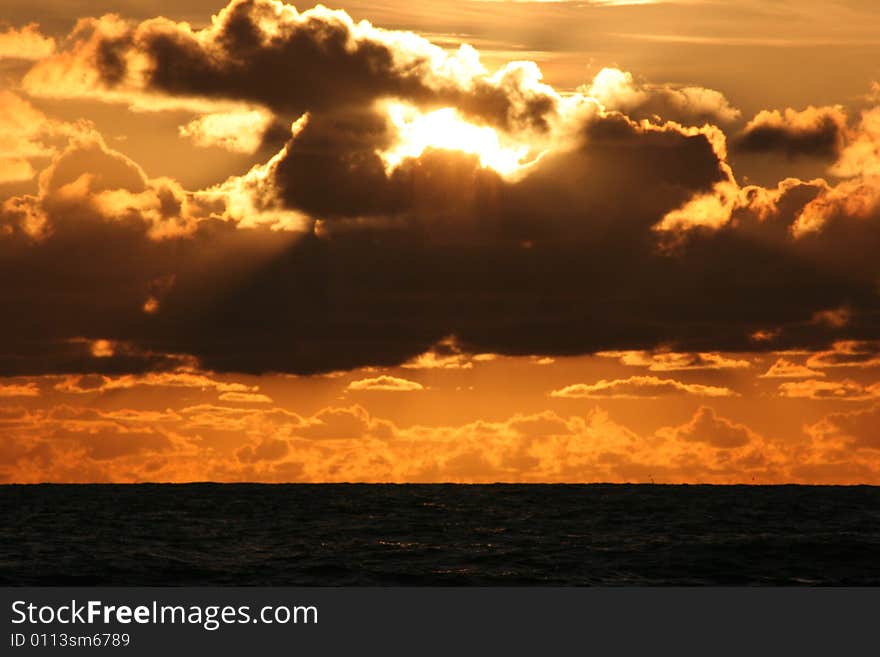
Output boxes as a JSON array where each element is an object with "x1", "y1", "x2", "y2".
[{"x1": 2, "y1": 484, "x2": 880, "y2": 585}]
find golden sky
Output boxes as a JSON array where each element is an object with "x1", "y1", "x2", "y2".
[{"x1": 1, "y1": 0, "x2": 880, "y2": 483}]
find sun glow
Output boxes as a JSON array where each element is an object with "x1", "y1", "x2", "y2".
[{"x1": 380, "y1": 102, "x2": 530, "y2": 177}]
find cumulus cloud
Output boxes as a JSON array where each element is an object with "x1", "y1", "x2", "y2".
[
  {"x1": 218, "y1": 391, "x2": 273, "y2": 403},
  {"x1": 0, "y1": 107, "x2": 748, "y2": 375},
  {"x1": 293, "y1": 405, "x2": 390, "y2": 441},
  {"x1": 0, "y1": 130, "x2": 216, "y2": 239},
  {"x1": 402, "y1": 337, "x2": 496, "y2": 369},
  {"x1": 829, "y1": 106, "x2": 880, "y2": 179},
  {"x1": 0, "y1": 0, "x2": 879, "y2": 379},
  {"x1": 0, "y1": 23, "x2": 55, "y2": 60},
  {"x1": 0, "y1": 91, "x2": 84, "y2": 185},
  {"x1": 236, "y1": 436, "x2": 289, "y2": 463},
  {"x1": 347, "y1": 375, "x2": 424, "y2": 392},
  {"x1": 583, "y1": 67, "x2": 740, "y2": 125},
  {"x1": 806, "y1": 341, "x2": 880, "y2": 369},
  {"x1": 3, "y1": 1, "x2": 880, "y2": 486},
  {"x1": 550, "y1": 376, "x2": 737, "y2": 399},
  {"x1": 597, "y1": 350, "x2": 751, "y2": 371},
  {"x1": 21, "y1": 0, "x2": 559, "y2": 132},
  {"x1": 806, "y1": 405, "x2": 880, "y2": 450},
  {"x1": 654, "y1": 95, "x2": 880, "y2": 246},
  {"x1": 735, "y1": 105, "x2": 848, "y2": 159},
  {"x1": 9, "y1": 397, "x2": 862, "y2": 484},
  {"x1": 178, "y1": 109, "x2": 281, "y2": 154},
  {"x1": 0, "y1": 404, "x2": 187, "y2": 481},
  {"x1": 0, "y1": 382, "x2": 40, "y2": 397},
  {"x1": 759, "y1": 358, "x2": 825, "y2": 379},
  {"x1": 656, "y1": 406, "x2": 755, "y2": 448},
  {"x1": 811, "y1": 307, "x2": 851, "y2": 328},
  {"x1": 777, "y1": 379, "x2": 880, "y2": 401},
  {"x1": 54, "y1": 370, "x2": 259, "y2": 395},
  {"x1": 790, "y1": 105, "x2": 880, "y2": 235}
]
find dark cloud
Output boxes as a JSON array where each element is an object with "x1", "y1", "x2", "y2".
[
  {"x1": 139, "y1": 1, "x2": 432, "y2": 113},
  {"x1": 2, "y1": 106, "x2": 880, "y2": 376},
  {"x1": 26, "y1": 0, "x2": 559, "y2": 132},
  {"x1": 4, "y1": 1, "x2": 880, "y2": 377},
  {"x1": 734, "y1": 106, "x2": 847, "y2": 159}
]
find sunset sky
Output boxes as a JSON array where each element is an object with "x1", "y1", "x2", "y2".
[{"x1": 1, "y1": 0, "x2": 880, "y2": 483}]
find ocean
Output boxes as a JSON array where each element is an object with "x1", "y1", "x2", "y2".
[{"x1": 2, "y1": 484, "x2": 879, "y2": 585}]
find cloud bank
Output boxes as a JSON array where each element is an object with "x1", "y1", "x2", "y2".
[{"x1": 1, "y1": 0, "x2": 879, "y2": 379}]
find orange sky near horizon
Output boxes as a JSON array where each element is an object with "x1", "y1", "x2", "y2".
[{"x1": 1, "y1": 0, "x2": 880, "y2": 484}]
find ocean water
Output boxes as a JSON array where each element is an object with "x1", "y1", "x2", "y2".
[{"x1": 2, "y1": 484, "x2": 879, "y2": 585}]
